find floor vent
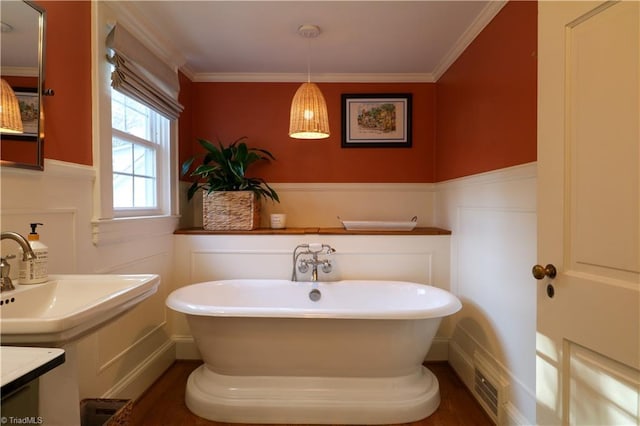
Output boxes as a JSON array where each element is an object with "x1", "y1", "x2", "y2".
[
  {"x1": 472, "y1": 351, "x2": 506, "y2": 424},
  {"x1": 475, "y1": 368, "x2": 499, "y2": 417}
]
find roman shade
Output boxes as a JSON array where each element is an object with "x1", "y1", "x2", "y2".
[{"x1": 106, "y1": 24, "x2": 183, "y2": 120}]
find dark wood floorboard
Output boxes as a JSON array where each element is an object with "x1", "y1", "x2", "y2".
[{"x1": 129, "y1": 361, "x2": 494, "y2": 426}]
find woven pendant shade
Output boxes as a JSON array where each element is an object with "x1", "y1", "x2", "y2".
[
  {"x1": 0, "y1": 78, "x2": 24, "y2": 134},
  {"x1": 289, "y1": 82, "x2": 330, "y2": 139}
]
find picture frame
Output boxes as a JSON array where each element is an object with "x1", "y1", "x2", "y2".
[
  {"x1": 341, "y1": 93, "x2": 412, "y2": 148},
  {"x1": 15, "y1": 88, "x2": 39, "y2": 136},
  {"x1": 0, "y1": 87, "x2": 39, "y2": 139}
]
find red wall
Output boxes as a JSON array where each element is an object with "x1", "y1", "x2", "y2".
[
  {"x1": 2, "y1": 76, "x2": 37, "y2": 87},
  {"x1": 35, "y1": 1, "x2": 536, "y2": 181},
  {"x1": 184, "y1": 82, "x2": 436, "y2": 183},
  {"x1": 30, "y1": 1, "x2": 93, "y2": 166},
  {"x1": 435, "y1": 1, "x2": 537, "y2": 181}
]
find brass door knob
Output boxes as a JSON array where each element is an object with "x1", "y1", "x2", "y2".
[{"x1": 532, "y1": 264, "x2": 557, "y2": 280}]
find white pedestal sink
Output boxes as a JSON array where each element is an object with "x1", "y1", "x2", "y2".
[
  {"x1": 0, "y1": 274, "x2": 160, "y2": 425},
  {"x1": 0, "y1": 274, "x2": 160, "y2": 345}
]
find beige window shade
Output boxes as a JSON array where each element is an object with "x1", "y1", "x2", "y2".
[{"x1": 106, "y1": 24, "x2": 183, "y2": 120}]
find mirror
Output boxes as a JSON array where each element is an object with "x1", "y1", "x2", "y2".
[{"x1": 0, "y1": 1, "x2": 45, "y2": 170}]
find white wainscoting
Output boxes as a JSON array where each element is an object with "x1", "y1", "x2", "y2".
[
  {"x1": 180, "y1": 182, "x2": 436, "y2": 229},
  {"x1": 0, "y1": 208, "x2": 78, "y2": 275},
  {"x1": 2, "y1": 159, "x2": 538, "y2": 421},
  {"x1": 435, "y1": 162, "x2": 537, "y2": 425},
  {"x1": 1, "y1": 160, "x2": 175, "y2": 402},
  {"x1": 171, "y1": 232, "x2": 451, "y2": 360}
]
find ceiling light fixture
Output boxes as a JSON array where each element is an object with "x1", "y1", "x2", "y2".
[
  {"x1": 0, "y1": 78, "x2": 24, "y2": 134},
  {"x1": 289, "y1": 24, "x2": 330, "y2": 140}
]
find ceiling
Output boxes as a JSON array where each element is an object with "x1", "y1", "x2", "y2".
[
  {"x1": 116, "y1": 1, "x2": 506, "y2": 82},
  {"x1": 1, "y1": 1, "x2": 41, "y2": 72}
]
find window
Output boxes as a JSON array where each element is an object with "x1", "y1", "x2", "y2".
[
  {"x1": 93, "y1": 6, "x2": 180, "y2": 230},
  {"x1": 111, "y1": 89, "x2": 169, "y2": 215}
]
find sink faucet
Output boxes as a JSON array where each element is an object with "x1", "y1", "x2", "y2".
[
  {"x1": 1, "y1": 231, "x2": 36, "y2": 291},
  {"x1": 292, "y1": 243, "x2": 336, "y2": 282}
]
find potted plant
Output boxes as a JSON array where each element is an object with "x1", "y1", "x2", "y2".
[{"x1": 182, "y1": 137, "x2": 279, "y2": 230}]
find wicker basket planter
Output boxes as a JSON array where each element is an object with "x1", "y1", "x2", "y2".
[{"x1": 203, "y1": 191, "x2": 261, "y2": 230}]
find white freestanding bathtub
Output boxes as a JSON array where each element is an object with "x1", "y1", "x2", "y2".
[{"x1": 166, "y1": 279, "x2": 462, "y2": 424}]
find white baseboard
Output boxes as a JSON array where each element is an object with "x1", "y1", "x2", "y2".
[
  {"x1": 425, "y1": 337, "x2": 450, "y2": 362},
  {"x1": 102, "y1": 339, "x2": 176, "y2": 400},
  {"x1": 504, "y1": 401, "x2": 531, "y2": 426},
  {"x1": 449, "y1": 340, "x2": 531, "y2": 426},
  {"x1": 448, "y1": 340, "x2": 475, "y2": 389},
  {"x1": 173, "y1": 335, "x2": 201, "y2": 360}
]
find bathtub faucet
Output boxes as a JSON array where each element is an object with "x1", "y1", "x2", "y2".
[{"x1": 292, "y1": 243, "x2": 336, "y2": 282}]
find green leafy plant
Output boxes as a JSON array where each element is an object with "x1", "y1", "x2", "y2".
[{"x1": 182, "y1": 137, "x2": 280, "y2": 203}]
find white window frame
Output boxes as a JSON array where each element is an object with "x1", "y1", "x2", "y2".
[
  {"x1": 111, "y1": 91, "x2": 168, "y2": 217},
  {"x1": 91, "y1": 2, "x2": 179, "y2": 243}
]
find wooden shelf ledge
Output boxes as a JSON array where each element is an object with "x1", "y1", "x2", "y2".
[{"x1": 174, "y1": 227, "x2": 451, "y2": 236}]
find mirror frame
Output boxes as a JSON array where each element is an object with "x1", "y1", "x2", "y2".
[{"x1": 1, "y1": 1, "x2": 46, "y2": 170}]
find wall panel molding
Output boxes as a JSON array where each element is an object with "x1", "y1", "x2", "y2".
[
  {"x1": 436, "y1": 162, "x2": 536, "y2": 190},
  {"x1": 98, "y1": 321, "x2": 168, "y2": 373},
  {"x1": 0, "y1": 208, "x2": 79, "y2": 274},
  {"x1": 2, "y1": 153, "x2": 176, "y2": 403},
  {"x1": 1, "y1": 159, "x2": 95, "y2": 180},
  {"x1": 101, "y1": 339, "x2": 175, "y2": 399},
  {"x1": 91, "y1": 215, "x2": 180, "y2": 246},
  {"x1": 436, "y1": 162, "x2": 537, "y2": 424}
]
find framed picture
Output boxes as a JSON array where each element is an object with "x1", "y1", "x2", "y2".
[
  {"x1": 0, "y1": 87, "x2": 39, "y2": 138},
  {"x1": 15, "y1": 88, "x2": 39, "y2": 136},
  {"x1": 341, "y1": 93, "x2": 412, "y2": 148}
]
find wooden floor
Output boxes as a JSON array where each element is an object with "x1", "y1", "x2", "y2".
[{"x1": 129, "y1": 361, "x2": 494, "y2": 426}]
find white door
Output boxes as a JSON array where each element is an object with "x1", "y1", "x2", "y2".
[{"x1": 536, "y1": 1, "x2": 640, "y2": 425}]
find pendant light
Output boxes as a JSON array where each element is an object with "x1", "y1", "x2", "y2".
[
  {"x1": 0, "y1": 78, "x2": 23, "y2": 134},
  {"x1": 289, "y1": 24, "x2": 330, "y2": 140}
]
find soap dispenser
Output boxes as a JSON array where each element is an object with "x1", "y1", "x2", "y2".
[{"x1": 18, "y1": 223, "x2": 49, "y2": 284}]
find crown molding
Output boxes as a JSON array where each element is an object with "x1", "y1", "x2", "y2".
[
  {"x1": 432, "y1": 0, "x2": 507, "y2": 81},
  {"x1": 178, "y1": 65, "x2": 196, "y2": 81},
  {"x1": 123, "y1": 0, "x2": 505, "y2": 84},
  {"x1": 106, "y1": 1, "x2": 186, "y2": 70},
  {"x1": 1, "y1": 66, "x2": 38, "y2": 77},
  {"x1": 192, "y1": 72, "x2": 435, "y2": 83}
]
